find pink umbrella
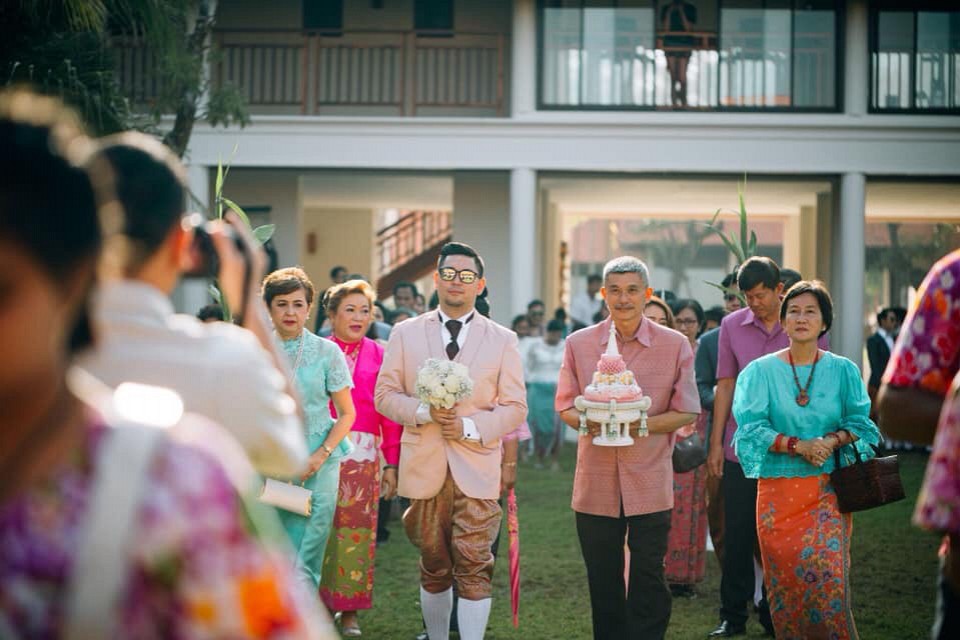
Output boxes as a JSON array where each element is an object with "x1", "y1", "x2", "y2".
[{"x1": 507, "y1": 487, "x2": 520, "y2": 628}]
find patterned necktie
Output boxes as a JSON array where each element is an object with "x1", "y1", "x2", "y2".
[{"x1": 445, "y1": 319, "x2": 462, "y2": 360}]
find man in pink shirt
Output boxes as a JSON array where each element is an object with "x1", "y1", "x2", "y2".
[{"x1": 556, "y1": 256, "x2": 700, "y2": 640}]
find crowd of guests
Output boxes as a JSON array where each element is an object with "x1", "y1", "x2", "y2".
[{"x1": 1, "y1": 87, "x2": 955, "y2": 640}]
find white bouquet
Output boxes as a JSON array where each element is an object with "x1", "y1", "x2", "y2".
[{"x1": 416, "y1": 358, "x2": 474, "y2": 409}]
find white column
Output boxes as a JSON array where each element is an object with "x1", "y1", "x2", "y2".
[
  {"x1": 510, "y1": 168, "x2": 537, "y2": 318},
  {"x1": 172, "y1": 164, "x2": 213, "y2": 314},
  {"x1": 844, "y1": 0, "x2": 869, "y2": 116},
  {"x1": 837, "y1": 172, "x2": 866, "y2": 366},
  {"x1": 511, "y1": 0, "x2": 537, "y2": 117},
  {"x1": 186, "y1": 163, "x2": 211, "y2": 216},
  {"x1": 452, "y1": 172, "x2": 512, "y2": 324}
]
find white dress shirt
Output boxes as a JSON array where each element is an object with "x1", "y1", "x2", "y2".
[
  {"x1": 570, "y1": 290, "x2": 602, "y2": 327},
  {"x1": 76, "y1": 280, "x2": 307, "y2": 477},
  {"x1": 878, "y1": 327, "x2": 895, "y2": 352},
  {"x1": 415, "y1": 309, "x2": 480, "y2": 440},
  {"x1": 524, "y1": 337, "x2": 566, "y2": 384}
]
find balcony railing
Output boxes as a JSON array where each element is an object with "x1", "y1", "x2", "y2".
[
  {"x1": 872, "y1": 50, "x2": 960, "y2": 111},
  {"x1": 112, "y1": 30, "x2": 506, "y2": 117},
  {"x1": 542, "y1": 28, "x2": 835, "y2": 109},
  {"x1": 375, "y1": 209, "x2": 452, "y2": 300},
  {"x1": 377, "y1": 210, "x2": 452, "y2": 278}
]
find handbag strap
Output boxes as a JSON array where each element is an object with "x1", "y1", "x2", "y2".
[
  {"x1": 63, "y1": 423, "x2": 164, "y2": 640},
  {"x1": 832, "y1": 442, "x2": 863, "y2": 469}
]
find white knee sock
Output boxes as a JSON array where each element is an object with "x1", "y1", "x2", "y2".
[
  {"x1": 456, "y1": 597, "x2": 492, "y2": 640},
  {"x1": 420, "y1": 586, "x2": 452, "y2": 640}
]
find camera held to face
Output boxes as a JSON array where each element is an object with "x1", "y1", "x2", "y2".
[{"x1": 181, "y1": 213, "x2": 247, "y2": 279}]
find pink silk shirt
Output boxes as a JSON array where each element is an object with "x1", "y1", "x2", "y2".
[
  {"x1": 328, "y1": 336, "x2": 402, "y2": 466},
  {"x1": 556, "y1": 318, "x2": 701, "y2": 518}
]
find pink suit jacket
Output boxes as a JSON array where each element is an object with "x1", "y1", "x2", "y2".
[{"x1": 374, "y1": 310, "x2": 527, "y2": 500}]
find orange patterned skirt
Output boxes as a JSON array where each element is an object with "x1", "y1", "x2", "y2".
[{"x1": 756, "y1": 475, "x2": 859, "y2": 640}]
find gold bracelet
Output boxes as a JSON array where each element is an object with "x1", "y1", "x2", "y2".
[
  {"x1": 502, "y1": 461, "x2": 517, "y2": 467},
  {"x1": 320, "y1": 443, "x2": 333, "y2": 455}
]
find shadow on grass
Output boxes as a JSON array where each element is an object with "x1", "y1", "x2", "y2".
[{"x1": 359, "y1": 446, "x2": 939, "y2": 639}]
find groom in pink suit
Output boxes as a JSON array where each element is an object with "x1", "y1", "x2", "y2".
[{"x1": 375, "y1": 242, "x2": 527, "y2": 640}]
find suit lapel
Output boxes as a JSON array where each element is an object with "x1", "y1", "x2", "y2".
[
  {"x1": 456, "y1": 313, "x2": 487, "y2": 367},
  {"x1": 424, "y1": 311, "x2": 445, "y2": 360}
]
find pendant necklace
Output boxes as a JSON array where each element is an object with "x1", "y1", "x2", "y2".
[{"x1": 789, "y1": 350, "x2": 820, "y2": 407}]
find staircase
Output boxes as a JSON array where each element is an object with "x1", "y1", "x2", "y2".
[{"x1": 376, "y1": 210, "x2": 452, "y2": 300}]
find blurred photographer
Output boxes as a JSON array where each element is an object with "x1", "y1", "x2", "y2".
[{"x1": 78, "y1": 132, "x2": 308, "y2": 478}]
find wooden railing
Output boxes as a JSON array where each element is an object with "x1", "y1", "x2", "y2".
[
  {"x1": 377, "y1": 210, "x2": 452, "y2": 278},
  {"x1": 375, "y1": 210, "x2": 452, "y2": 301},
  {"x1": 112, "y1": 37, "x2": 165, "y2": 104},
  {"x1": 218, "y1": 30, "x2": 505, "y2": 114},
  {"x1": 112, "y1": 29, "x2": 505, "y2": 116}
]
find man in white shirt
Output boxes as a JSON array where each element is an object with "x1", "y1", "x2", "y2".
[
  {"x1": 77, "y1": 133, "x2": 307, "y2": 478},
  {"x1": 570, "y1": 274, "x2": 603, "y2": 329}
]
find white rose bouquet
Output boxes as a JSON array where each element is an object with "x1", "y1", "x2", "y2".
[{"x1": 416, "y1": 358, "x2": 474, "y2": 409}]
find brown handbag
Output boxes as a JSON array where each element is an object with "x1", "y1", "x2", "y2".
[{"x1": 829, "y1": 444, "x2": 905, "y2": 513}]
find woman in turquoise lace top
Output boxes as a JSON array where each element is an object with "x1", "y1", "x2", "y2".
[
  {"x1": 732, "y1": 281, "x2": 880, "y2": 640},
  {"x1": 263, "y1": 267, "x2": 356, "y2": 590}
]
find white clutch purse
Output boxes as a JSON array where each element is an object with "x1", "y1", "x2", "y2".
[{"x1": 258, "y1": 478, "x2": 312, "y2": 516}]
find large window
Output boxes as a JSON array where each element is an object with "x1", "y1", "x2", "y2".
[
  {"x1": 870, "y1": 1, "x2": 960, "y2": 112},
  {"x1": 539, "y1": 0, "x2": 840, "y2": 110}
]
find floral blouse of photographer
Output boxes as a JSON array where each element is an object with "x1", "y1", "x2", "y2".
[
  {"x1": 732, "y1": 280, "x2": 880, "y2": 640},
  {"x1": 0, "y1": 89, "x2": 332, "y2": 639}
]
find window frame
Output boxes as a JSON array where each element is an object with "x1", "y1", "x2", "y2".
[
  {"x1": 868, "y1": 0, "x2": 960, "y2": 114},
  {"x1": 536, "y1": 0, "x2": 844, "y2": 112}
]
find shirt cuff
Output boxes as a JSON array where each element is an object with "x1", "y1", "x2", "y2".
[
  {"x1": 461, "y1": 417, "x2": 480, "y2": 441},
  {"x1": 415, "y1": 402, "x2": 431, "y2": 425}
]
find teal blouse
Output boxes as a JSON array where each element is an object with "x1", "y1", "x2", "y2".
[
  {"x1": 281, "y1": 329, "x2": 354, "y2": 458},
  {"x1": 732, "y1": 351, "x2": 881, "y2": 479}
]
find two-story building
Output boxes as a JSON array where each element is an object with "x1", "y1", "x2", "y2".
[{"x1": 118, "y1": 0, "x2": 960, "y2": 365}]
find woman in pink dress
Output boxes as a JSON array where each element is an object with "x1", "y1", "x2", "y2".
[
  {"x1": 318, "y1": 279, "x2": 402, "y2": 637},
  {"x1": 664, "y1": 299, "x2": 709, "y2": 597}
]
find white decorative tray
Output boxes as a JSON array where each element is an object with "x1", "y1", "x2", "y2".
[{"x1": 574, "y1": 395, "x2": 652, "y2": 447}]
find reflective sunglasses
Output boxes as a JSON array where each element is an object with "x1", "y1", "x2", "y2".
[{"x1": 438, "y1": 267, "x2": 479, "y2": 284}]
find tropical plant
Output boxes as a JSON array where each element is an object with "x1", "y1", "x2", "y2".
[
  {"x1": 699, "y1": 178, "x2": 758, "y2": 301},
  {"x1": 206, "y1": 151, "x2": 275, "y2": 322},
  {"x1": 2, "y1": 0, "x2": 248, "y2": 155},
  {"x1": 704, "y1": 180, "x2": 758, "y2": 265}
]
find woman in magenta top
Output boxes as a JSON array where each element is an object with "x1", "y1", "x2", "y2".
[{"x1": 319, "y1": 279, "x2": 401, "y2": 637}]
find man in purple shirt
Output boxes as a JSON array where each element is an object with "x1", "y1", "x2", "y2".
[{"x1": 706, "y1": 257, "x2": 828, "y2": 638}]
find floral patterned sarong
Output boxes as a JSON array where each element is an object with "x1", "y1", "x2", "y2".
[
  {"x1": 319, "y1": 431, "x2": 380, "y2": 611},
  {"x1": 757, "y1": 474, "x2": 859, "y2": 640}
]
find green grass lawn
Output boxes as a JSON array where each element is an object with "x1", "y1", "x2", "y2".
[{"x1": 359, "y1": 448, "x2": 940, "y2": 639}]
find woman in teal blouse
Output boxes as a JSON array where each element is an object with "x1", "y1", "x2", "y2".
[
  {"x1": 263, "y1": 267, "x2": 356, "y2": 590},
  {"x1": 732, "y1": 281, "x2": 880, "y2": 640}
]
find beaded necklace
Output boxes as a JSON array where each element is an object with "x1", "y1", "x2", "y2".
[{"x1": 788, "y1": 349, "x2": 820, "y2": 407}]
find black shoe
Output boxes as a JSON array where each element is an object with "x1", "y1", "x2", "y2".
[
  {"x1": 708, "y1": 620, "x2": 746, "y2": 637},
  {"x1": 670, "y1": 584, "x2": 697, "y2": 599},
  {"x1": 758, "y1": 614, "x2": 776, "y2": 637}
]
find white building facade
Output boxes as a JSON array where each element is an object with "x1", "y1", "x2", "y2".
[{"x1": 148, "y1": 0, "x2": 960, "y2": 366}]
